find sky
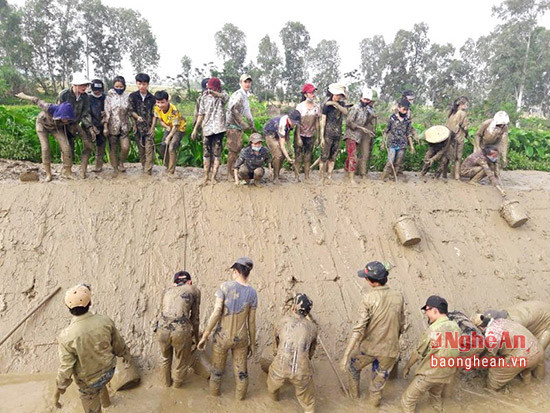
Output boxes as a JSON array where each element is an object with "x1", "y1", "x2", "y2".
[{"x1": 9, "y1": 0, "x2": 550, "y2": 83}]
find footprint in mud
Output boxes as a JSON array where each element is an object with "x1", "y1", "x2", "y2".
[{"x1": 312, "y1": 195, "x2": 326, "y2": 216}]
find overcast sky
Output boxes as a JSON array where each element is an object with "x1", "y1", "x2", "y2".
[{"x1": 10, "y1": 0, "x2": 550, "y2": 83}]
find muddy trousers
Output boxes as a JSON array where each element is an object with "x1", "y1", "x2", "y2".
[
  {"x1": 267, "y1": 368, "x2": 315, "y2": 413},
  {"x1": 535, "y1": 330, "x2": 550, "y2": 378},
  {"x1": 420, "y1": 147, "x2": 449, "y2": 178},
  {"x1": 294, "y1": 136, "x2": 313, "y2": 179},
  {"x1": 383, "y1": 147, "x2": 406, "y2": 178},
  {"x1": 94, "y1": 132, "x2": 106, "y2": 170},
  {"x1": 67, "y1": 127, "x2": 95, "y2": 176},
  {"x1": 77, "y1": 368, "x2": 115, "y2": 413},
  {"x1": 401, "y1": 375, "x2": 449, "y2": 413},
  {"x1": 346, "y1": 353, "x2": 396, "y2": 402},
  {"x1": 158, "y1": 131, "x2": 183, "y2": 174},
  {"x1": 226, "y1": 129, "x2": 243, "y2": 179},
  {"x1": 36, "y1": 127, "x2": 73, "y2": 174},
  {"x1": 210, "y1": 342, "x2": 249, "y2": 399},
  {"x1": 487, "y1": 352, "x2": 543, "y2": 390},
  {"x1": 358, "y1": 135, "x2": 374, "y2": 176},
  {"x1": 157, "y1": 324, "x2": 194, "y2": 387},
  {"x1": 345, "y1": 139, "x2": 359, "y2": 173},
  {"x1": 108, "y1": 133, "x2": 130, "y2": 171},
  {"x1": 266, "y1": 134, "x2": 284, "y2": 180},
  {"x1": 134, "y1": 130, "x2": 155, "y2": 174},
  {"x1": 238, "y1": 165, "x2": 264, "y2": 182}
]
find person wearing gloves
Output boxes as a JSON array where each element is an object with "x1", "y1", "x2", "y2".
[
  {"x1": 474, "y1": 111, "x2": 510, "y2": 169},
  {"x1": 263, "y1": 110, "x2": 301, "y2": 183},
  {"x1": 104, "y1": 76, "x2": 131, "y2": 176}
]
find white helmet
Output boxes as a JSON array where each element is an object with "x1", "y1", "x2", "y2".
[
  {"x1": 71, "y1": 72, "x2": 90, "y2": 86},
  {"x1": 493, "y1": 111, "x2": 510, "y2": 125}
]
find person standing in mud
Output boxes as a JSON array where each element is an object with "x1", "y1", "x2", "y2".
[
  {"x1": 263, "y1": 110, "x2": 300, "y2": 183},
  {"x1": 266, "y1": 293, "x2": 318, "y2": 413},
  {"x1": 401, "y1": 295, "x2": 460, "y2": 413},
  {"x1": 191, "y1": 77, "x2": 228, "y2": 183},
  {"x1": 233, "y1": 133, "x2": 271, "y2": 187},
  {"x1": 295, "y1": 83, "x2": 320, "y2": 182},
  {"x1": 226, "y1": 74, "x2": 256, "y2": 180},
  {"x1": 381, "y1": 99, "x2": 415, "y2": 181},
  {"x1": 88, "y1": 79, "x2": 107, "y2": 173},
  {"x1": 104, "y1": 76, "x2": 131, "y2": 176},
  {"x1": 340, "y1": 261, "x2": 404, "y2": 406},
  {"x1": 319, "y1": 83, "x2": 348, "y2": 183},
  {"x1": 156, "y1": 271, "x2": 201, "y2": 388},
  {"x1": 446, "y1": 96, "x2": 469, "y2": 180},
  {"x1": 474, "y1": 111, "x2": 510, "y2": 170},
  {"x1": 54, "y1": 284, "x2": 132, "y2": 413},
  {"x1": 193, "y1": 78, "x2": 210, "y2": 128},
  {"x1": 129, "y1": 73, "x2": 156, "y2": 175},
  {"x1": 58, "y1": 72, "x2": 97, "y2": 179},
  {"x1": 460, "y1": 145, "x2": 506, "y2": 196},
  {"x1": 197, "y1": 257, "x2": 257, "y2": 400},
  {"x1": 343, "y1": 87, "x2": 377, "y2": 185},
  {"x1": 15, "y1": 92, "x2": 75, "y2": 181},
  {"x1": 473, "y1": 311, "x2": 544, "y2": 391}
]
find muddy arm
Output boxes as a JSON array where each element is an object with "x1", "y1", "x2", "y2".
[
  {"x1": 198, "y1": 298, "x2": 224, "y2": 349},
  {"x1": 248, "y1": 308, "x2": 257, "y2": 356},
  {"x1": 56, "y1": 342, "x2": 76, "y2": 390}
]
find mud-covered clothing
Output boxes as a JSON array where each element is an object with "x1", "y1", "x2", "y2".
[
  {"x1": 58, "y1": 88, "x2": 93, "y2": 130},
  {"x1": 56, "y1": 312, "x2": 129, "y2": 391},
  {"x1": 413, "y1": 316, "x2": 460, "y2": 383},
  {"x1": 226, "y1": 88, "x2": 253, "y2": 130},
  {"x1": 238, "y1": 164, "x2": 265, "y2": 180},
  {"x1": 78, "y1": 369, "x2": 113, "y2": 413},
  {"x1": 507, "y1": 301, "x2": 550, "y2": 341},
  {"x1": 34, "y1": 99, "x2": 73, "y2": 169},
  {"x1": 160, "y1": 285, "x2": 201, "y2": 336},
  {"x1": 384, "y1": 113, "x2": 412, "y2": 149},
  {"x1": 402, "y1": 375, "x2": 446, "y2": 413},
  {"x1": 198, "y1": 91, "x2": 228, "y2": 136},
  {"x1": 485, "y1": 318, "x2": 544, "y2": 390},
  {"x1": 322, "y1": 99, "x2": 345, "y2": 139},
  {"x1": 296, "y1": 101, "x2": 320, "y2": 138},
  {"x1": 446, "y1": 109, "x2": 468, "y2": 161},
  {"x1": 344, "y1": 104, "x2": 372, "y2": 143},
  {"x1": 234, "y1": 145, "x2": 270, "y2": 171},
  {"x1": 89, "y1": 94, "x2": 105, "y2": 130},
  {"x1": 421, "y1": 139, "x2": 451, "y2": 176},
  {"x1": 321, "y1": 135, "x2": 341, "y2": 162},
  {"x1": 129, "y1": 91, "x2": 155, "y2": 133},
  {"x1": 154, "y1": 103, "x2": 186, "y2": 133},
  {"x1": 263, "y1": 115, "x2": 293, "y2": 140},
  {"x1": 295, "y1": 136, "x2": 314, "y2": 163},
  {"x1": 104, "y1": 90, "x2": 131, "y2": 136},
  {"x1": 475, "y1": 119, "x2": 509, "y2": 162},
  {"x1": 203, "y1": 132, "x2": 224, "y2": 159},
  {"x1": 460, "y1": 150, "x2": 499, "y2": 185}
]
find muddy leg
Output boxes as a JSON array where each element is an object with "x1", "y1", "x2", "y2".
[
  {"x1": 232, "y1": 345, "x2": 249, "y2": 400},
  {"x1": 171, "y1": 327, "x2": 193, "y2": 387},
  {"x1": 266, "y1": 368, "x2": 285, "y2": 401},
  {"x1": 158, "y1": 330, "x2": 173, "y2": 387},
  {"x1": 534, "y1": 331, "x2": 550, "y2": 379},
  {"x1": 368, "y1": 357, "x2": 396, "y2": 406},
  {"x1": 79, "y1": 388, "x2": 102, "y2": 413},
  {"x1": 253, "y1": 168, "x2": 264, "y2": 187},
  {"x1": 401, "y1": 375, "x2": 433, "y2": 413},
  {"x1": 211, "y1": 158, "x2": 220, "y2": 183},
  {"x1": 99, "y1": 387, "x2": 110, "y2": 408},
  {"x1": 327, "y1": 161, "x2": 335, "y2": 181},
  {"x1": 293, "y1": 376, "x2": 316, "y2": 413},
  {"x1": 80, "y1": 136, "x2": 94, "y2": 179},
  {"x1": 93, "y1": 133, "x2": 106, "y2": 172},
  {"x1": 210, "y1": 344, "x2": 228, "y2": 396},
  {"x1": 346, "y1": 352, "x2": 373, "y2": 399},
  {"x1": 203, "y1": 158, "x2": 211, "y2": 184},
  {"x1": 119, "y1": 134, "x2": 130, "y2": 171},
  {"x1": 52, "y1": 129, "x2": 74, "y2": 178},
  {"x1": 108, "y1": 134, "x2": 119, "y2": 175}
]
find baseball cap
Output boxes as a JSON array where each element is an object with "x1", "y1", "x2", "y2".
[
  {"x1": 173, "y1": 271, "x2": 191, "y2": 285},
  {"x1": 91, "y1": 79, "x2": 104, "y2": 91},
  {"x1": 65, "y1": 284, "x2": 92, "y2": 309},
  {"x1": 231, "y1": 256, "x2": 254, "y2": 270},
  {"x1": 207, "y1": 77, "x2": 222, "y2": 92},
  {"x1": 288, "y1": 109, "x2": 301, "y2": 125},
  {"x1": 250, "y1": 133, "x2": 263, "y2": 143},
  {"x1": 240, "y1": 73, "x2": 252, "y2": 83},
  {"x1": 421, "y1": 295, "x2": 448, "y2": 313},
  {"x1": 398, "y1": 99, "x2": 411, "y2": 109},
  {"x1": 294, "y1": 293, "x2": 313, "y2": 316},
  {"x1": 357, "y1": 261, "x2": 388, "y2": 280},
  {"x1": 301, "y1": 83, "x2": 316, "y2": 94}
]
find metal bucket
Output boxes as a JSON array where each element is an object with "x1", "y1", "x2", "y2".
[
  {"x1": 192, "y1": 351, "x2": 212, "y2": 380},
  {"x1": 500, "y1": 199, "x2": 529, "y2": 228},
  {"x1": 394, "y1": 215, "x2": 421, "y2": 246},
  {"x1": 110, "y1": 356, "x2": 141, "y2": 392}
]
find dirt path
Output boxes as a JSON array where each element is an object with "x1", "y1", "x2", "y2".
[{"x1": 0, "y1": 160, "x2": 549, "y2": 411}]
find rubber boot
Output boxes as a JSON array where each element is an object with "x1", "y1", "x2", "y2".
[
  {"x1": 327, "y1": 161, "x2": 335, "y2": 181},
  {"x1": 211, "y1": 158, "x2": 220, "y2": 183},
  {"x1": 44, "y1": 162, "x2": 53, "y2": 182},
  {"x1": 202, "y1": 158, "x2": 211, "y2": 184},
  {"x1": 100, "y1": 387, "x2": 111, "y2": 408},
  {"x1": 454, "y1": 160, "x2": 461, "y2": 180}
]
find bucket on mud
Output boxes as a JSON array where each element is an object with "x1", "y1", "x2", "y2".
[
  {"x1": 394, "y1": 215, "x2": 421, "y2": 246},
  {"x1": 110, "y1": 356, "x2": 141, "y2": 392},
  {"x1": 499, "y1": 199, "x2": 529, "y2": 228},
  {"x1": 192, "y1": 351, "x2": 212, "y2": 380}
]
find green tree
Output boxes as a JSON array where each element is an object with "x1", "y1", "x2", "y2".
[
  {"x1": 308, "y1": 39, "x2": 340, "y2": 94},
  {"x1": 280, "y1": 21, "x2": 310, "y2": 100},
  {"x1": 215, "y1": 23, "x2": 247, "y2": 91},
  {"x1": 255, "y1": 35, "x2": 282, "y2": 101},
  {"x1": 119, "y1": 8, "x2": 159, "y2": 76},
  {"x1": 179, "y1": 55, "x2": 192, "y2": 93},
  {"x1": 359, "y1": 35, "x2": 386, "y2": 90}
]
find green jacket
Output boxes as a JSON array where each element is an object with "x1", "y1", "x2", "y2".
[{"x1": 57, "y1": 88, "x2": 93, "y2": 130}]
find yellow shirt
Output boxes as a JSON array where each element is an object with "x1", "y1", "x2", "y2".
[{"x1": 154, "y1": 103, "x2": 186, "y2": 132}]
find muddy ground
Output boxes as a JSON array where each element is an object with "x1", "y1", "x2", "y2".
[{"x1": 0, "y1": 159, "x2": 549, "y2": 412}]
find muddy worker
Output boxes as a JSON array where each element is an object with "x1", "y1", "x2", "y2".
[
  {"x1": 54, "y1": 284, "x2": 132, "y2": 413},
  {"x1": 446, "y1": 96, "x2": 469, "y2": 180},
  {"x1": 104, "y1": 76, "x2": 131, "y2": 176},
  {"x1": 191, "y1": 77, "x2": 228, "y2": 183},
  {"x1": 381, "y1": 99, "x2": 415, "y2": 181},
  {"x1": 58, "y1": 72, "x2": 97, "y2": 178},
  {"x1": 294, "y1": 83, "x2": 320, "y2": 182},
  {"x1": 263, "y1": 110, "x2": 300, "y2": 183},
  {"x1": 343, "y1": 87, "x2": 377, "y2": 185},
  {"x1": 420, "y1": 125, "x2": 452, "y2": 178},
  {"x1": 474, "y1": 111, "x2": 510, "y2": 170},
  {"x1": 89, "y1": 79, "x2": 107, "y2": 173},
  {"x1": 460, "y1": 145, "x2": 506, "y2": 196},
  {"x1": 193, "y1": 78, "x2": 210, "y2": 127},
  {"x1": 234, "y1": 133, "x2": 271, "y2": 187},
  {"x1": 401, "y1": 295, "x2": 460, "y2": 413},
  {"x1": 129, "y1": 73, "x2": 156, "y2": 175},
  {"x1": 156, "y1": 271, "x2": 201, "y2": 388},
  {"x1": 153, "y1": 91, "x2": 187, "y2": 175},
  {"x1": 15, "y1": 92, "x2": 75, "y2": 181},
  {"x1": 226, "y1": 74, "x2": 256, "y2": 179},
  {"x1": 340, "y1": 261, "x2": 404, "y2": 406},
  {"x1": 473, "y1": 311, "x2": 543, "y2": 390},
  {"x1": 266, "y1": 293, "x2": 317, "y2": 413},
  {"x1": 319, "y1": 83, "x2": 348, "y2": 183},
  {"x1": 197, "y1": 257, "x2": 257, "y2": 400}
]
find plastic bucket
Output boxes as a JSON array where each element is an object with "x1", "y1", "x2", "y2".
[
  {"x1": 394, "y1": 215, "x2": 421, "y2": 246},
  {"x1": 110, "y1": 356, "x2": 141, "y2": 392},
  {"x1": 500, "y1": 199, "x2": 528, "y2": 228}
]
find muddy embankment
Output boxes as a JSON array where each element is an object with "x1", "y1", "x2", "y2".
[{"x1": 0, "y1": 159, "x2": 549, "y2": 412}]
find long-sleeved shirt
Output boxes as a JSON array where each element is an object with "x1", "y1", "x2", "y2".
[
  {"x1": 129, "y1": 91, "x2": 155, "y2": 134},
  {"x1": 343, "y1": 104, "x2": 374, "y2": 143},
  {"x1": 506, "y1": 301, "x2": 550, "y2": 339},
  {"x1": 234, "y1": 145, "x2": 270, "y2": 171},
  {"x1": 160, "y1": 284, "x2": 201, "y2": 338},
  {"x1": 446, "y1": 109, "x2": 469, "y2": 143},
  {"x1": 485, "y1": 318, "x2": 542, "y2": 360},
  {"x1": 351, "y1": 285, "x2": 404, "y2": 358},
  {"x1": 56, "y1": 312, "x2": 129, "y2": 390},
  {"x1": 104, "y1": 89, "x2": 131, "y2": 135},
  {"x1": 57, "y1": 88, "x2": 93, "y2": 130},
  {"x1": 198, "y1": 91, "x2": 229, "y2": 136},
  {"x1": 88, "y1": 93, "x2": 105, "y2": 130},
  {"x1": 460, "y1": 150, "x2": 499, "y2": 186},
  {"x1": 226, "y1": 88, "x2": 253, "y2": 130},
  {"x1": 475, "y1": 119, "x2": 509, "y2": 161},
  {"x1": 384, "y1": 113, "x2": 412, "y2": 149}
]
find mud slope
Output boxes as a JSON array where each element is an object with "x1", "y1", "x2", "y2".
[{"x1": 1, "y1": 163, "x2": 549, "y2": 379}]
